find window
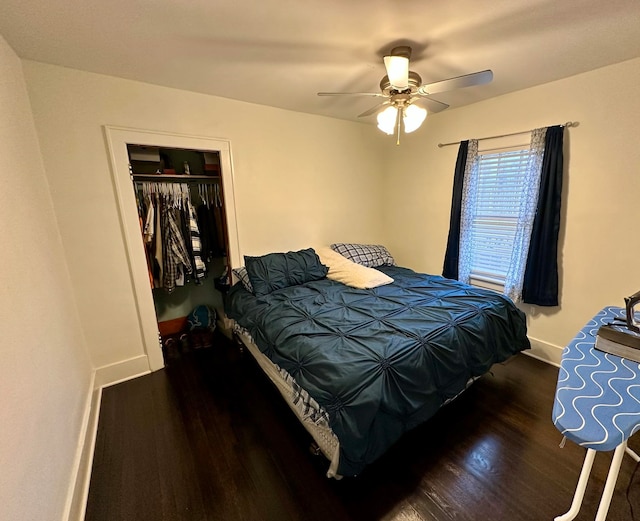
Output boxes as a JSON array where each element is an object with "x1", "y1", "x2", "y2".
[
  {"x1": 458, "y1": 130, "x2": 546, "y2": 302},
  {"x1": 468, "y1": 147, "x2": 533, "y2": 290},
  {"x1": 444, "y1": 126, "x2": 563, "y2": 305}
]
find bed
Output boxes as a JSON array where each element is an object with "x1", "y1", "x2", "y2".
[{"x1": 224, "y1": 246, "x2": 530, "y2": 477}]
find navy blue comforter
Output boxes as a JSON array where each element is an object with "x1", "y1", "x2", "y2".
[{"x1": 226, "y1": 266, "x2": 530, "y2": 476}]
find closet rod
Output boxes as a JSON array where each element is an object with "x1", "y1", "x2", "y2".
[
  {"x1": 131, "y1": 173, "x2": 219, "y2": 182},
  {"x1": 437, "y1": 121, "x2": 578, "y2": 148}
]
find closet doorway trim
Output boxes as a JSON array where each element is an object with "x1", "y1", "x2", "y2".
[{"x1": 104, "y1": 126, "x2": 241, "y2": 372}]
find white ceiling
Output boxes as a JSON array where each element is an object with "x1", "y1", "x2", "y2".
[{"x1": 2, "y1": 0, "x2": 640, "y2": 123}]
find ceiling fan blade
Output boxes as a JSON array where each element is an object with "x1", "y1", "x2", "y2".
[
  {"x1": 414, "y1": 96, "x2": 450, "y2": 113},
  {"x1": 317, "y1": 92, "x2": 386, "y2": 97},
  {"x1": 418, "y1": 70, "x2": 493, "y2": 95},
  {"x1": 358, "y1": 101, "x2": 390, "y2": 118}
]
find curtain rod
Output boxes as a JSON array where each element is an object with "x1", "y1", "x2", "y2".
[{"x1": 437, "y1": 121, "x2": 578, "y2": 148}]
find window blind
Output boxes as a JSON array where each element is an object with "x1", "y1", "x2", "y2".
[{"x1": 469, "y1": 148, "x2": 532, "y2": 285}]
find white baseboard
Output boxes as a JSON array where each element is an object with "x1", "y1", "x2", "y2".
[
  {"x1": 94, "y1": 354, "x2": 151, "y2": 390},
  {"x1": 525, "y1": 336, "x2": 563, "y2": 367},
  {"x1": 62, "y1": 370, "x2": 96, "y2": 521}
]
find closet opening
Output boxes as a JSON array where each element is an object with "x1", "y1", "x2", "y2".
[{"x1": 128, "y1": 144, "x2": 232, "y2": 365}]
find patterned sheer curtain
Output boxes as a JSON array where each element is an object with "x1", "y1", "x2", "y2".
[
  {"x1": 503, "y1": 127, "x2": 547, "y2": 302},
  {"x1": 457, "y1": 139, "x2": 478, "y2": 285}
]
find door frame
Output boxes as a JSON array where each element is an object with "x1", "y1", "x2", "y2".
[{"x1": 104, "y1": 126, "x2": 241, "y2": 371}]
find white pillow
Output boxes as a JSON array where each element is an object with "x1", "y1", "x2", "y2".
[{"x1": 315, "y1": 247, "x2": 393, "y2": 289}]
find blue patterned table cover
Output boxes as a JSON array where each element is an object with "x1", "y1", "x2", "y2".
[{"x1": 552, "y1": 306, "x2": 640, "y2": 451}]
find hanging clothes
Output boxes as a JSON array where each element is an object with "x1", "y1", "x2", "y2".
[
  {"x1": 212, "y1": 182, "x2": 227, "y2": 255},
  {"x1": 140, "y1": 195, "x2": 156, "y2": 288},
  {"x1": 143, "y1": 195, "x2": 154, "y2": 244},
  {"x1": 138, "y1": 212, "x2": 155, "y2": 288},
  {"x1": 162, "y1": 201, "x2": 193, "y2": 292},
  {"x1": 178, "y1": 204, "x2": 192, "y2": 281},
  {"x1": 196, "y1": 203, "x2": 218, "y2": 263},
  {"x1": 133, "y1": 178, "x2": 224, "y2": 292},
  {"x1": 195, "y1": 182, "x2": 225, "y2": 261},
  {"x1": 154, "y1": 194, "x2": 164, "y2": 288},
  {"x1": 188, "y1": 201, "x2": 207, "y2": 282}
]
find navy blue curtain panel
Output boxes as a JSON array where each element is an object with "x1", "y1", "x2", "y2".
[
  {"x1": 442, "y1": 140, "x2": 468, "y2": 279},
  {"x1": 522, "y1": 125, "x2": 564, "y2": 306}
]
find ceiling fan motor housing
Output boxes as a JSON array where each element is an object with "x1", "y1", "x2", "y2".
[
  {"x1": 389, "y1": 45, "x2": 412, "y2": 59},
  {"x1": 380, "y1": 71, "x2": 423, "y2": 96}
]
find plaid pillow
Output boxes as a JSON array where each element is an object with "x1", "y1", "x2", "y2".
[
  {"x1": 232, "y1": 267, "x2": 254, "y2": 293},
  {"x1": 330, "y1": 243, "x2": 396, "y2": 268}
]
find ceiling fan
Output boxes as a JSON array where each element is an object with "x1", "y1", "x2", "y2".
[{"x1": 318, "y1": 46, "x2": 493, "y2": 144}]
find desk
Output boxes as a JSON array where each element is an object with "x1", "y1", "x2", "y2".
[{"x1": 553, "y1": 306, "x2": 640, "y2": 521}]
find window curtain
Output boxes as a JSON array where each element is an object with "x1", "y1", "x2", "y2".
[
  {"x1": 442, "y1": 140, "x2": 469, "y2": 279},
  {"x1": 522, "y1": 125, "x2": 564, "y2": 306},
  {"x1": 442, "y1": 125, "x2": 564, "y2": 305},
  {"x1": 457, "y1": 140, "x2": 479, "y2": 285},
  {"x1": 503, "y1": 127, "x2": 547, "y2": 302}
]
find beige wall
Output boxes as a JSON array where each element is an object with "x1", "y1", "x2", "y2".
[
  {"x1": 0, "y1": 36, "x2": 92, "y2": 521},
  {"x1": 22, "y1": 61, "x2": 387, "y2": 371},
  {"x1": 382, "y1": 57, "x2": 640, "y2": 361}
]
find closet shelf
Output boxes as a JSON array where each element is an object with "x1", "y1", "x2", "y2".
[{"x1": 131, "y1": 173, "x2": 220, "y2": 182}]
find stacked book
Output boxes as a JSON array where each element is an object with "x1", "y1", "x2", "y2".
[{"x1": 595, "y1": 323, "x2": 640, "y2": 363}]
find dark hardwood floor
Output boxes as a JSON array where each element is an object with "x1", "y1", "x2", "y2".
[{"x1": 85, "y1": 335, "x2": 640, "y2": 521}]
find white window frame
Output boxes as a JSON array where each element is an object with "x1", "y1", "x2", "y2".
[{"x1": 468, "y1": 145, "x2": 533, "y2": 292}]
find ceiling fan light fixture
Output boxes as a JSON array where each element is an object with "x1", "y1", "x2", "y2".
[
  {"x1": 403, "y1": 104, "x2": 427, "y2": 133},
  {"x1": 383, "y1": 55, "x2": 409, "y2": 90},
  {"x1": 377, "y1": 105, "x2": 397, "y2": 135}
]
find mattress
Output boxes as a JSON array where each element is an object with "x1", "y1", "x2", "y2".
[{"x1": 226, "y1": 265, "x2": 530, "y2": 476}]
